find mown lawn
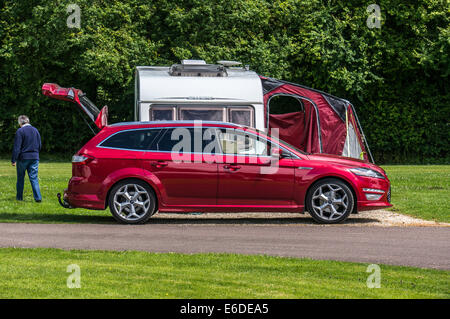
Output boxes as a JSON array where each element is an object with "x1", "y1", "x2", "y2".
[
  {"x1": 0, "y1": 248, "x2": 448, "y2": 299},
  {"x1": 383, "y1": 165, "x2": 450, "y2": 223},
  {"x1": 0, "y1": 160, "x2": 448, "y2": 223},
  {"x1": 0, "y1": 160, "x2": 111, "y2": 223}
]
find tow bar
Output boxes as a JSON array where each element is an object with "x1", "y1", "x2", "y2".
[{"x1": 57, "y1": 193, "x2": 72, "y2": 209}]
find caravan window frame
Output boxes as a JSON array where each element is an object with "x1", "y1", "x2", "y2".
[
  {"x1": 148, "y1": 104, "x2": 255, "y2": 126},
  {"x1": 178, "y1": 106, "x2": 226, "y2": 122},
  {"x1": 228, "y1": 107, "x2": 254, "y2": 127},
  {"x1": 150, "y1": 106, "x2": 176, "y2": 121}
]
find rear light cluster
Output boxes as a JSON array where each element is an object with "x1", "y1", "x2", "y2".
[{"x1": 72, "y1": 154, "x2": 94, "y2": 165}]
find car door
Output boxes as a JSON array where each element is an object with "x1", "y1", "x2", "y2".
[
  {"x1": 139, "y1": 126, "x2": 219, "y2": 207},
  {"x1": 216, "y1": 128, "x2": 296, "y2": 207}
]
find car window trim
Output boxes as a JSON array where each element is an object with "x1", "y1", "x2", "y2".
[
  {"x1": 97, "y1": 127, "x2": 163, "y2": 151},
  {"x1": 215, "y1": 127, "x2": 298, "y2": 159},
  {"x1": 96, "y1": 126, "x2": 300, "y2": 159}
]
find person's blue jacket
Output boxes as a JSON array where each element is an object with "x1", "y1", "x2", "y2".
[{"x1": 11, "y1": 124, "x2": 42, "y2": 163}]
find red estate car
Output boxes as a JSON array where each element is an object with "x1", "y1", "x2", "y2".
[{"x1": 57, "y1": 119, "x2": 392, "y2": 224}]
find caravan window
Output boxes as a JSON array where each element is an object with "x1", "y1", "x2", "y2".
[
  {"x1": 151, "y1": 107, "x2": 175, "y2": 121},
  {"x1": 179, "y1": 108, "x2": 224, "y2": 121},
  {"x1": 148, "y1": 105, "x2": 254, "y2": 125},
  {"x1": 229, "y1": 108, "x2": 253, "y2": 126}
]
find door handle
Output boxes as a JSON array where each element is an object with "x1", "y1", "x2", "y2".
[
  {"x1": 151, "y1": 161, "x2": 168, "y2": 168},
  {"x1": 223, "y1": 164, "x2": 241, "y2": 171}
]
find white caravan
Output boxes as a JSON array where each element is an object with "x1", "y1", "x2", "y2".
[{"x1": 134, "y1": 60, "x2": 266, "y2": 130}]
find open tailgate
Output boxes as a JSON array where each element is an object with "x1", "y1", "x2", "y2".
[{"x1": 42, "y1": 83, "x2": 108, "y2": 130}]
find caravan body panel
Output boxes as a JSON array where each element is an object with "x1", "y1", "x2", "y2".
[{"x1": 135, "y1": 66, "x2": 265, "y2": 131}]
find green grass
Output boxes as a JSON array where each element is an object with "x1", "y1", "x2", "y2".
[
  {"x1": 0, "y1": 164, "x2": 448, "y2": 299},
  {"x1": 383, "y1": 165, "x2": 450, "y2": 223},
  {"x1": 0, "y1": 248, "x2": 448, "y2": 298},
  {"x1": 0, "y1": 160, "x2": 111, "y2": 223},
  {"x1": 0, "y1": 160, "x2": 448, "y2": 223}
]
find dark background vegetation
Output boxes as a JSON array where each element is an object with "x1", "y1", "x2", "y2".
[{"x1": 0, "y1": 0, "x2": 448, "y2": 163}]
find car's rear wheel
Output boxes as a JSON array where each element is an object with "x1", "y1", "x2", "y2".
[
  {"x1": 108, "y1": 179, "x2": 156, "y2": 224},
  {"x1": 306, "y1": 178, "x2": 354, "y2": 224}
]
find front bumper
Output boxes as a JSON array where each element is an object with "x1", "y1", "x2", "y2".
[
  {"x1": 357, "y1": 201, "x2": 393, "y2": 211},
  {"x1": 357, "y1": 185, "x2": 392, "y2": 211}
]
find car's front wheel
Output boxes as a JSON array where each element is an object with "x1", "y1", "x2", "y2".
[
  {"x1": 306, "y1": 178, "x2": 354, "y2": 224},
  {"x1": 108, "y1": 179, "x2": 156, "y2": 224}
]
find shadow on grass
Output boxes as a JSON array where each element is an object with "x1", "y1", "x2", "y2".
[{"x1": 0, "y1": 212, "x2": 114, "y2": 224}]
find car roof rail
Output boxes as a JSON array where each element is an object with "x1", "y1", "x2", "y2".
[{"x1": 109, "y1": 120, "x2": 244, "y2": 127}]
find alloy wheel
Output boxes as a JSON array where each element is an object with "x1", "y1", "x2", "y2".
[
  {"x1": 113, "y1": 184, "x2": 151, "y2": 221},
  {"x1": 311, "y1": 183, "x2": 349, "y2": 221}
]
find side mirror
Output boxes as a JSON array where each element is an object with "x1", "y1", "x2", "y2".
[{"x1": 271, "y1": 147, "x2": 281, "y2": 160}]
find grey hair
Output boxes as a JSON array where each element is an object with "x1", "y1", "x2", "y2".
[{"x1": 18, "y1": 115, "x2": 30, "y2": 125}]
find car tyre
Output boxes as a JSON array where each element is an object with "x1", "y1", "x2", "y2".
[
  {"x1": 108, "y1": 179, "x2": 156, "y2": 224},
  {"x1": 306, "y1": 178, "x2": 354, "y2": 224}
]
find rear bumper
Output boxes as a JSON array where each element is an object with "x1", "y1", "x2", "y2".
[
  {"x1": 62, "y1": 188, "x2": 105, "y2": 210},
  {"x1": 57, "y1": 192, "x2": 72, "y2": 209}
]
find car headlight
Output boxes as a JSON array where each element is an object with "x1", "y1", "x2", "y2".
[{"x1": 349, "y1": 167, "x2": 385, "y2": 179}]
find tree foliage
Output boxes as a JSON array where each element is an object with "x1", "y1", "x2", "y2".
[{"x1": 0, "y1": 0, "x2": 448, "y2": 163}]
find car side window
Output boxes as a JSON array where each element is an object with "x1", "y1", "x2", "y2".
[
  {"x1": 151, "y1": 127, "x2": 221, "y2": 154},
  {"x1": 217, "y1": 129, "x2": 269, "y2": 156},
  {"x1": 100, "y1": 129, "x2": 162, "y2": 150}
]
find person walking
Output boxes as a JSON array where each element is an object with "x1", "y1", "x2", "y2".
[{"x1": 11, "y1": 115, "x2": 42, "y2": 202}]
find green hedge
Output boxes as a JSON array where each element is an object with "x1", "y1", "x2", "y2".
[{"x1": 0, "y1": 0, "x2": 448, "y2": 163}]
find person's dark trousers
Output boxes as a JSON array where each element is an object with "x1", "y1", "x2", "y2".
[{"x1": 16, "y1": 159, "x2": 42, "y2": 201}]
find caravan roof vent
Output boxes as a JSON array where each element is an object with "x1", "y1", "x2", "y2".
[
  {"x1": 181, "y1": 59, "x2": 207, "y2": 65},
  {"x1": 169, "y1": 62, "x2": 227, "y2": 77},
  {"x1": 217, "y1": 60, "x2": 242, "y2": 67}
]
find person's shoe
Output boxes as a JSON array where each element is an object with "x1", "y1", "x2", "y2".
[{"x1": 35, "y1": 199, "x2": 42, "y2": 203}]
